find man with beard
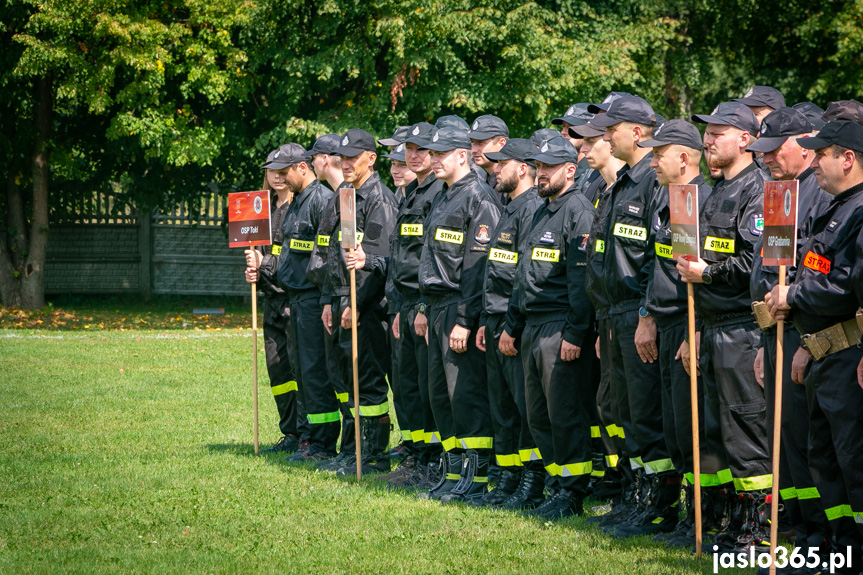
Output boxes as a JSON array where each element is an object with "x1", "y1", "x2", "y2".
[
  {"x1": 499, "y1": 135, "x2": 597, "y2": 519},
  {"x1": 472, "y1": 139, "x2": 544, "y2": 509},
  {"x1": 677, "y1": 102, "x2": 771, "y2": 555}
]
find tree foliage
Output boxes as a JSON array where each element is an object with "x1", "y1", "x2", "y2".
[{"x1": 1, "y1": 0, "x2": 862, "y2": 307}]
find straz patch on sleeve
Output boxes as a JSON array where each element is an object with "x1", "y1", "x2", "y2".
[
  {"x1": 803, "y1": 251, "x2": 831, "y2": 274},
  {"x1": 271, "y1": 245, "x2": 282, "y2": 256},
  {"x1": 531, "y1": 247, "x2": 560, "y2": 262},
  {"x1": 655, "y1": 243, "x2": 673, "y2": 259},
  {"x1": 317, "y1": 234, "x2": 330, "y2": 247},
  {"x1": 704, "y1": 236, "x2": 735, "y2": 254},
  {"x1": 434, "y1": 228, "x2": 464, "y2": 245},
  {"x1": 613, "y1": 223, "x2": 647, "y2": 241},
  {"x1": 289, "y1": 238, "x2": 314, "y2": 252},
  {"x1": 595, "y1": 239, "x2": 605, "y2": 254},
  {"x1": 400, "y1": 223, "x2": 423, "y2": 236},
  {"x1": 488, "y1": 248, "x2": 518, "y2": 264}
]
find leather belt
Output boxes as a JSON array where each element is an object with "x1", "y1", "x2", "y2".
[{"x1": 801, "y1": 310, "x2": 863, "y2": 361}]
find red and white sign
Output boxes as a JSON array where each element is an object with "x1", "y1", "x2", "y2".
[
  {"x1": 669, "y1": 184, "x2": 700, "y2": 261},
  {"x1": 762, "y1": 181, "x2": 798, "y2": 267},
  {"x1": 228, "y1": 190, "x2": 272, "y2": 248}
]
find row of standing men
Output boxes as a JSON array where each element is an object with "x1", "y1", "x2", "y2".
[{"x1": 244, "y1": 88, "x2": 863, "y2": 573}]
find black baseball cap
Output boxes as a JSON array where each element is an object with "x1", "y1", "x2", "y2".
[
  {"x1": 797, "y1": 121, "x2": 863, "y2": 154},
  {"x1": 531, "y1": 128, "x2": 561, "y2": 147},
  {"x1": 733, "y1": 86, "x2": 786, "y2": 110},
  {"x1": 637, "y1": 119, "x2": 703, "y2": 151},
  {"x1": 435, "y1": 115, "x2": 470, "y2": 132},
  {"x1": 746, "y1": 107, "x2": 814, "y2": 153},
  {"x1": 822, "y1": 100, "x2": 863, "y2": 125},
  {"x1": 305, "y1": 133, "x2": 340, "y2": 157},
  {"x1": 404, "y1": 122, "x2": 436, "y2": 147},
  {"x1": 793, "y1": 102, "x2": 826, "y2": 131},
  {"x1": 378, "y1": 126, "x2": 410, "y2": 147},
  {"x1": 484, "y1": 138, "x2": 537, "y2": 164},
  {"x1": 383, "y1": 142, "x2": 407, "y2": 162},
  {"x1": 335, "y1": 129, "x2": 377, "y2": 157},
  {"x1": 591, "y1": 95, "x2": 657, "y2": 128},
  {"x1": 262, "y1": 143, "x2": 308, "y2": 169},
  {"x1": 587, "y1": 91, "x2": 632, "y2": 114},
  {"x1": 527, "y1": 136, "x2": 579, "y2": 165},
  {"x1": 568, "y1": 120, "x2": 606, "y2": 139},
  {"x1": 469, "y1": 115, "x2": 509, "y2": 139},
  {"x1": 693, "y1": 102, "x2": 760, "y2": 135},
  {"x1": 420, "y1": 127, "x2": 472, "y2": 151},
  {"x1": 552, "y1": 103, "x2": 594, "y2": 126}
]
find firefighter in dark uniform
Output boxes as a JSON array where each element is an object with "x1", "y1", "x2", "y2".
[
  {"x1": 677, "y1": 101, "x2": 772, "y2": 554},
  {"x1": 766, "y1": 120, "x2": 863, "y2": 574},
  {"x1": 375, "y1": 121, "x2": 446, "y2": 490},
  {"x1": 323, "y1": 129, "x2": 399, "y2": 475},
  {"x1": 553, "y1": 103, "x2": 597, "y2": 193},
  {"x1": 469, "y1": 115, "x2": 508, "y2": 189},
  {"x1": 587, "y1": 95, "x2": 676, "y2": 532},
  {"x1": 245, "y1": 145, "x2": 303, "y2": 454},
  {"x1": 499, "y1": 135, "x2": 597, "y2": 519},
  {"x1": 417, "y1": 126, "x2": 501, "y2": 503},
  {"x1": 471, "y1": 139, "x2": 544, "y2": 509},
  {"x1": 303, "y1": 134, "x2": 355, "y2": 467},
  {"x1": 633, "y1": 120, "x2": 713, "y2": 541},
  {"x1": 260, "y1": 144, "x2": 341, "y2": 464},
  {"x1": 746, "y1": 107, "x2": 832, "y2": 568}
]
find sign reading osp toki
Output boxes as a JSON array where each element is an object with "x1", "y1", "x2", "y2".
[{"x1": 228, "y1": 190, "x2": 272, "y2": 247}]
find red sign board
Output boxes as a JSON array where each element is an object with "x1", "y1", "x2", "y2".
[
  {"x1": 669, "y1": 184, "x2": 700, "y2": 261},
  {"x1": 227, "y1": 190, "x2": 272, "y2": 247},
  {"x1": 762, "y1": 180, "x2": 798, "y2": 267}
]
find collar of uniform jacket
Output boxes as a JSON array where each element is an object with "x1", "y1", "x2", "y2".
[
  {"x1": 831, "y1": 180, "x2": 863, "y2": 205},
  {"x1": 504, "y1": 186, "x2": 537, "y2": 215},
  {"x1": 347, "y1": 171, "x2": 382, "y2": 200},
  {"x1": 544, "y1": 184, "x2": 580, "y2": 212},
  {"x1": 443, "y1": 169, "x2": 481, "y2": 198},
  {"x1": 293, "y1": 178, "x2": 322, "y2": 210},
  {"x1": 722, "y1": 160, "x2": 758, "y2": 186},
  {"x1": 621, "y1": 152, "x2": 655, "y2": 185}
]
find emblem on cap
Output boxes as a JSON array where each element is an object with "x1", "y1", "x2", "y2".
[
  {"x1": 541, "y1": 142, "x2": 549, "y2": 152},
  {"x1": 567, "y1": 106, "x2": 576, "y2": 116},
  {"x1": 342, "y1": 136, "x2": 349, "y2": 146},
  {"x1": 274, "y1": 150, "x2": 280, "y2": 158},
  {"x1": 432, "y1": 133, "x2": 439, "y2": 143},
  {"x1": 760, "y1": 123, "x2": 767, "y2": 135},
  {"x1": 397, "y1": 143, "x2": 405, "y2": 152},
  {"x1": 412, "y1": 126, "x2": 420, "y2": 135},
  {"x1": 472, "y1": 121, "x2": 479, "y2": 130},
  {"x1": 711, "y1": 106, "x2": 720, "y2": 115},
  {"x1": 655, "y1": 123, "x2": 663, "y2": 136},
  {"x1": 745, "y1": 87, "x2": 754, "y2": 98},
  {"x1": 603, "y1": 95, "x2": 613, "y2": 104}
]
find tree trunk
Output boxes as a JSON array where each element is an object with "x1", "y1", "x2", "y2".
[
  {"x1": 0, "y1": 169, "x2": 24, "y2": 307},
  {"x1": 21, "y1": 76, "x2": 52, "y2": 309}
]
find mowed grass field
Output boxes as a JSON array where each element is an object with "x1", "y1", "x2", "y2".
[{"x1": 0, "y1": 326, "x2": 750, "y2": 574}]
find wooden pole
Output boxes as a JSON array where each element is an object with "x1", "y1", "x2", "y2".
[
  {"x1": 688, "y1": 282, "x2": 702, "y2": 559},
  {"x1": 350, "y1": 248, "x2": 362, "y2": 480},
  {"x1": 252, "y1": 281, "x2": 259, "y2": 455},
  {"x1": 768, "y1": 265, "x2": 786, "y2": 575}
]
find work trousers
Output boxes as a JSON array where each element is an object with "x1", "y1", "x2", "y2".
[
  {"x1": 699, "y1": 320, "x2": 771, "y2": 491},
  {"x1": 287, "y1": 294, "x2": 339, "y2": 451},
  {"x1": 522, "y1": 318, "x2": 593, "y2": 494},
  {"x1": 608, "y1": 309, "x2": 673, "y2": 474},
  {"x1": 332, "y1": 297, "x2": 391, "y2": 420},
  {"x1": 263, "y1": 295, "x2": 303, "y2": 438},
  {"x1": 763, "y1": 326, "x2": 829, "y2": 552},
  {"x1": 595, "y1": 316, "x2": 623, "y2": 472},
  {"x1": 427, "y1": 297, "x2": 492, "y2": 452},
  {"x1": 485, "y1": 314, "x2": 538, "y2": 468},
  {"x1": 804, "y1": 346, "x2": 863, "y2": 557},
  {"x1": 397, "y1": 301, "x2": 436, "y2": 447}
]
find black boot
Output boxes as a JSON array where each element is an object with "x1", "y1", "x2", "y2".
[
  {"x1": 317, "y1": 417, "x2": 355, "y2": 470},
  {"x1": 587, "y1": 469, "x2": 638, "y2": 526},
  {"x1": 589, "y1": 464, "x2": 622, "y2": 501},
  {"x1": 611, "y1": 474, "x2": 682, "y2": 537},
  {"x1": 468, "y1": 467, "x2": 521, "y2": 507},
  {"x1": 656, "y1": 481, "x2": 694, "y2": 543},
  {"x1": 337, "y1": 416, "x2": 391, "y2": 476},
  {"x1": 494, "y1": 464, "x2": 546, "y2": 510},
  {"x1": 417, "y1": 451, "x2": 462, "y2": 500},
  {"x1": 526, "y1": 488, "x2": 584, "y2": 521},
  {"x1": 441, "y1": 450, "x2": 489, "y2": 504},
  {"x1": 729, "y1": 491, "x2": 771, "y2": 555},
  {"x1": 667, "y1": 484, "x2": 731, "y2": 548}
]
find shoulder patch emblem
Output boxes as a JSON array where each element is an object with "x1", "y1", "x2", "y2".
[
  {"x1": 578, "y1": 234, "x2": 589, "y2": 252},
  {"x1": 752, "y1": 214, "x2": 764, "y2": 236},
  {"x1": 497, "y1": 232, "x2": 513, "y2": 244},
  {"x1": 539, "y1": 231, "x2": 555, "y2": 244},
  {"x1": 475, "y1": 224, "x2": 491, "y2": 244},
  {"x1": 826, "y1": 220, "x2": 839, "y2": 232}
]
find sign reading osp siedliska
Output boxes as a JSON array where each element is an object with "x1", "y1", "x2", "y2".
[
  {"x1": 669, "y1": 184, "x2": 700, "y2": 262},
  {"x1": 228, "y1": 190, "x2": 272, "y2": 247}
]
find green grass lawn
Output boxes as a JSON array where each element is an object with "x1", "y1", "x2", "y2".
[{"x1": 0, "y1": 328, "x2": 750, "y2": 574}]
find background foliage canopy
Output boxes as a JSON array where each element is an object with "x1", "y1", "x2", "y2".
[{"x1": 1, "y1": 0, "x2": 861, "y2": 307}]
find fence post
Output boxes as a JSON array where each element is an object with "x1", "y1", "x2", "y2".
[{"x1": 139, "y1": 208, "x2": 152, "y2": 299}]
